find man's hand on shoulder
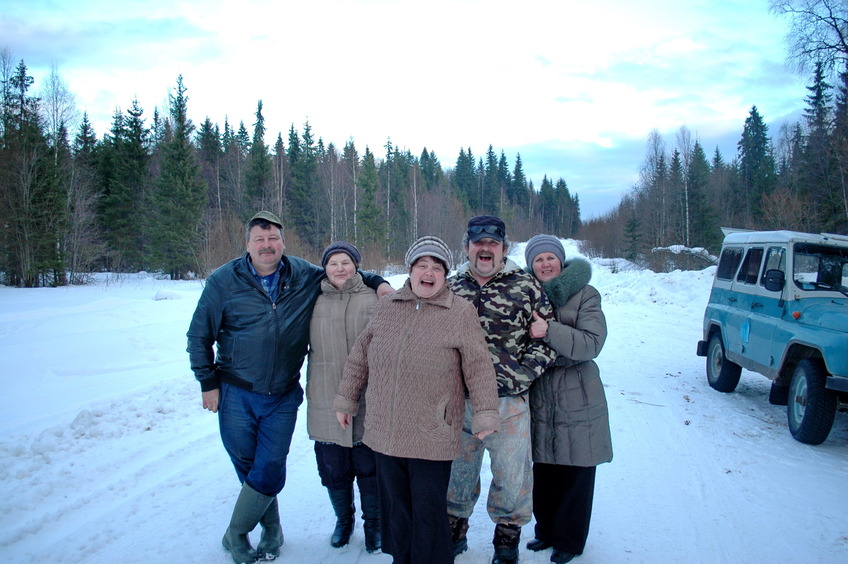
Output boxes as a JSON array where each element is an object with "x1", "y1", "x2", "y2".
[{"x1": 377, "y1": 282, "x2": 395, "y2": 298}]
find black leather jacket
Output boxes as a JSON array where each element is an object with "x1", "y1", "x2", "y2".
[{"x1": 187, "y1": 253, "x2": 385, "y2": 395}]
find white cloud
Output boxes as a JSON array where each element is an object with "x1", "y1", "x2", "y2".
[{"x1": 3, "y1": 0, "x2": 810, "y2": 217}]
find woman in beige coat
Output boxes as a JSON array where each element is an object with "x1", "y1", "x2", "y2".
[
  {"x1": 334, "y1": 236, "x2": 500, "y2": 564},
  {"x1": 524, "y1": 235, "x2": 611, "y2": 564},
  {"x1": 306, "y1": 241, "x2": 380, "y2": 552}
]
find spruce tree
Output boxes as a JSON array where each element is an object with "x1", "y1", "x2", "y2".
[
  {"x1": 148, "y1": 75, "x2": 207, "y2": 279},
  {"x1": 738, "y1": 106, "x2": 777, "y2": 225},
  {"x1": 355, "y1": 147, "x2": 383, "y2": 260},
  {"x1": 245, "y1": 100, "x2": 273, "y2": 211}
]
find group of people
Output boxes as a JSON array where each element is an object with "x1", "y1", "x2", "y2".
[{"x1": 187, "y1": 211, "x2": 612, "y2": 564}]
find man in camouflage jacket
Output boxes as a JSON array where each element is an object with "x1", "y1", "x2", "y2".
[{"x1": 446, "y1": 215, "x2": 557, "y2": 564}]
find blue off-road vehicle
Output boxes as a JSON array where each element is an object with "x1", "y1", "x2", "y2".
[{"x1": 697, "y1": 229, "x2": 848, "y2": 444}]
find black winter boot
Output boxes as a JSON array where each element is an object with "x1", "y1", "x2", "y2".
[
  {"x1": 222, "y1": 483, "x2": 274, "y2": 564},
  {"x1": 256, "y1": 496, "x2": 283, "y2": 561},
  {"x1": 360, "y1": 494, "x2": 382, "y2": 553},
  {"x1": 448, "y1": 515, "x2": 469, "y2": 556},
  {"x1": 491, "y1": 523, "x2": 521, "y2": 564},
  {"x1": 327, "y1": 487, "x2": 355, "y2": 548}
]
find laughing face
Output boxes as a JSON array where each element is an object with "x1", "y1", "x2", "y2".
[
  {"x1": 531, "y1": 251, "x2": 562, "y2": 283},
  {"x1": 246, "y1": 225, "x2": 285, "y2": 276},
  {"x1": 409, "y1": 255, "x2": 446, "y2": 299},
  {"x1": 466, "y1": 237, "x2": 506, "y2": 284}
]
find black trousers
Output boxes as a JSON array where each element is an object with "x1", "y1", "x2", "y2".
[
  {"x1": 374, "y1": 452, "x2": 454, "y2": 564},
  {"x1": 532, "y1": 462, "x2": 596, "y2": 555},
  {"x1": 314, "y1": 442, "x2": 378, "y2": 497}
]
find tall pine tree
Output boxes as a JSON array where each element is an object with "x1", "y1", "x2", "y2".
[{"x1": 148, "y1": 75, "x2": 207, "y2": 279}]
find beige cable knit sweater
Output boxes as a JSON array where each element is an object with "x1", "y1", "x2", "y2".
[{"x1": 334, "y1": 279, "x2": 500, "y2": 461}]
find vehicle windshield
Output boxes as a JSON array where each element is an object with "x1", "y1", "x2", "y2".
[{"x1": 792, "y1": 243, "x2": 848, "y2": 297}]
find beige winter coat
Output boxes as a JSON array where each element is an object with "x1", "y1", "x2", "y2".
[
  {"x1": 334, "y1": 279, "x2": 500, "y2": 461},
  {"x1": 306, "y1": 273, "x2": 378, "y2": 447}
]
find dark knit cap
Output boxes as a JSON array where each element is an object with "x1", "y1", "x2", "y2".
[
  {"x1": 404, "y1": 236, "x2": 453, "y2": 271},
  {"x1": 467, "y1": 215, "x2": 506, "y2": 242},
  {"x1": 524, "y1": 234, "x2": 566, "y2": 269},
  {"x1": 322, "y1": 241, "x2": 362, "y2": 268}
]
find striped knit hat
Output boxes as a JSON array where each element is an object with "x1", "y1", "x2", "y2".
[
  {"x1": 524, "y1": 234, "x2": 566, "y2": 269},
  {"x1": 404, "y1": 236, "x2": 453, "y2": 271}
]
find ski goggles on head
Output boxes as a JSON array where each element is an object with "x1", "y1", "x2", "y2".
[{"x1": 467, "y1": 224, "x2": 505, "y2": 241}]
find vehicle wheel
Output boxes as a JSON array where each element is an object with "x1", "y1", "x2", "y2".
[
  {"x1": 787, "y1": 359, "x2": 837, "y2": 445},
  {"x1": 706, "y1": 333, "x2": 742, "y2": 392}
]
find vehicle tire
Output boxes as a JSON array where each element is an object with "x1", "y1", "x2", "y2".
[
  {"x1": 787, "y1": 359, "x2": 837, "y2": 445},
  {"x1": 706, "y1": 333, "x2": 742, "y2": 392}
]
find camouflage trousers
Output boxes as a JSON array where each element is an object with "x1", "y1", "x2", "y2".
[{"x1": 446, "y1": 395, "x2": 533, "y2": 526}]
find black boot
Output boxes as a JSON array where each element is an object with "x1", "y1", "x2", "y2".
[
  {"x1": 360, "y1": 494, "x2": 381, "y2": 553},
  {"x1": 256, "y1": 496, "x2": 283, "y2": 561},
  {"x1": 448, "y1": 515, "x2": 469, "y2": 557},
  {"x1": 491, "y1": 523, "x2": 521, "y2": 564},
  {"x1": 222, "y1": 483, "x2": 274, "y2": 564},
  {"x1": 327, "y1": 487, "x2": 355, "y2": 548}
]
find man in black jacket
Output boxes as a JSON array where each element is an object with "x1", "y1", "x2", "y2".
[{"x1": 187, "y1": 211, "x2": 392, "y2": 563}]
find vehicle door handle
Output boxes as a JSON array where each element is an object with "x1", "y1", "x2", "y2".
[
  {"x1": 729, "y1": 297, "x2": 737, "y2": 302},
  {"x1": 751, "y1": 302, "x2": 763, "y2": 309}
]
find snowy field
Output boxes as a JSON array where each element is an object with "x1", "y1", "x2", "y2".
[{"x1": 1, "y1": 240, "x2": 846, "y2": 563}]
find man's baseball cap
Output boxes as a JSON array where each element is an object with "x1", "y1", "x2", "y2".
[
  {"x1": 249, "y1": 210, "x2": 283, "y2": 228},
  {"x1": 467, "y1": 215, "x2": 506, "y2": 243}
]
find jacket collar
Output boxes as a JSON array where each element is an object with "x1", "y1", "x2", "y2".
[
  {"x1": 391, "y1": 278, "x2": 454, "y2": 308},
  {"x1": 320, "y1": 272, "x2": 366, "y2": 294},
  {"x1": 537, "y1": 257, "x2": 592, "y2": 308}
]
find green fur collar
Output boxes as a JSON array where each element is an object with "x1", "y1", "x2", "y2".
[{"x1": 533, "y1": 257, "x2": 592, "y2": 308}]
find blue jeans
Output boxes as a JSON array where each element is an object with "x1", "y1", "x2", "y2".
[{"x1": 218, "y1": 382, "x2": 303, "y2": 496}]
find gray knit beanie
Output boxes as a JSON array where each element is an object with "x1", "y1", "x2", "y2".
[
  {"x1": 404, "y1": 236, "x2": 452, "y2": 271},
  {"x1": 524, "y1": 234, "x2": 566, "y2": 269},
  {"x1": 322, "y1": 241, "x2": 362, "y2": 268}
]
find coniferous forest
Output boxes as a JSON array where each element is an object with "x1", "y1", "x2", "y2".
[
  {"x1": 0, "y1": 54, "x2": 581, "y2": 286},
  {"x1": 2, "y1": 2, "x2": 848, "y2": 286}
]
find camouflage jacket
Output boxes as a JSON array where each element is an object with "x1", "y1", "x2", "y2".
[{"x1": 450, "y1": 259, "x2": 557, "y2": 396}]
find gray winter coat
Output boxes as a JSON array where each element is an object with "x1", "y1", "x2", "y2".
[
  {"x1": 306, "y1": 274, "x2": 378, "y2": 447},
  {"x1": 529, "y1": 258, "x2": 612, "y2": 467}
]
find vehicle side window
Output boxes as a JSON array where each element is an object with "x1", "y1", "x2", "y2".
[
  {"x1": 737, "y1": 247, "x2": 764, "y2": 285},
  {"x1": 716, "y1": 247, "x2": 743, "y2": 280},
  {"x1": 760, "y1": 246, "x2": 786, "y2": 286}
]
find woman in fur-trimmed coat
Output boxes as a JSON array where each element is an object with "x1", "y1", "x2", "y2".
[{"x1": 523, "y1": 235, "x2": 612, "y2": 564}]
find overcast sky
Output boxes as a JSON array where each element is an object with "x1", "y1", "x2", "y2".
[{"x1": 2, "y1": 0, "x2": 809, "y2": 218}]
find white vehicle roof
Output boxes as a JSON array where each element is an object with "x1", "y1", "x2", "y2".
[{"x1": 720, "y1": 228, "x2": 848, "y2": 247}]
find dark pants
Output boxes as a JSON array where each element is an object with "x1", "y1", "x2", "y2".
[
  {"x1": 374, "y1": 452, "x2": 453, "y2": 564},
  {"x1": 218, "y1": 382, "x2": 303, "y2": 496},
  {"x1": 532, "y1": 463, "x2": 596, "y2": 555},
  {"x1": 314, "y1": 442, "x2": 378, "y2": 497}
]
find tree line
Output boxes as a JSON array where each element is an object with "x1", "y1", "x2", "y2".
[
  {"x1": 581, "y1": 0, "x2": 848, "y2": 263},
  {"x1": 0, "y1": 51, "x2": 581, "y2": 287}
]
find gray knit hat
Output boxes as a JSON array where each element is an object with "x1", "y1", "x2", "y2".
[
  {"x1": 322, "y1": 241, "x2": 361, "y2": 268},
  {"x1": 404, "y1": 236, "x2": 452, "y2": 271},
  {"x1": 524, "y1": 234, "x2": 566, "y2": 269}
]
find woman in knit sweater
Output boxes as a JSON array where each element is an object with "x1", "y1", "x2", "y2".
[
  {"x1": 524, "y1": 235, "x2": 612, "y2": 564},
  {"x1": 334, "y1": 236, "x2": 500, "y2": 564},
  {"x1": 306, "y1": 242, "x2": 381, "y2": 552}
]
